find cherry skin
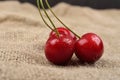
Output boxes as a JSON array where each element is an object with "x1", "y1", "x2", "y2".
[
  {"x1": 75, "y1": 33, "x2": 104, "y2": 63},
  {"x1": 50, "y1": 27, "x2": 77, "y2": 41},
  {"x1": 45, "y1": 35, "x2": 75, "y2": 65}
]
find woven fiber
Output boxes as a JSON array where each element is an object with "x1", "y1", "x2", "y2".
[{"x1": 0, "y1": 1, "x2": 120, "y2": 80}]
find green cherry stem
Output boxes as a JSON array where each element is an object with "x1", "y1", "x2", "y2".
[
  {"x1": 37, "y1": 0, "x2": 53, "y2": 30},
  {"x1": 45, "y1": 0, "x2": 80, "y2": 38},
  {"x1": 40, "y1": 0, "x2": 59, "y2": 37}
]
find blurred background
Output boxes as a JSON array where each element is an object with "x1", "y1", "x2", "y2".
[
  {"x1": 17, "y1": 0, "x2": 120, "y2": 9},
  {"x1": 1, "y1": 0, "x2": 120, "y2": 9}
]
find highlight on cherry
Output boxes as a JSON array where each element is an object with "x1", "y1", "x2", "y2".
[{"x1": 37, "y1": 0, "x2": 104, "y2": 65}]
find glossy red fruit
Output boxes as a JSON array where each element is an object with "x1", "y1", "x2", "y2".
[
  {"x1": 50, "y1": 27, "x2": 77, "y2": 41},
  {"x1": 75, "y1": 33, "x2": 104, "y2": 63},
  {"x1": 45, "y1": 35, "x2": 75, "y2": 65}
]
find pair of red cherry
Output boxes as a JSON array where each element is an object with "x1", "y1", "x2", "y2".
[
  {"x1": 37, "y1": 0, "x2": 104, "y2": 65},
  {"x1": 45, "y1": 27, "x2": 104, "y2": 65}
]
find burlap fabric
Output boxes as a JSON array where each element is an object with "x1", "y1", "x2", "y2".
[{"x1": 0, "y1": 1, "x2": 120, "y2": 80}]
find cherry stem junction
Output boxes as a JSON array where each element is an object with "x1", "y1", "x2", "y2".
[
  {"x1": 37, "y1": 0, "x2": 59, "y2": 37},
  {"x1": 37, "y1": 0, "x2": 53, "y2": 30},
  {"x1": 37, "y1": 0, "x2": 80, "y2": 38}
]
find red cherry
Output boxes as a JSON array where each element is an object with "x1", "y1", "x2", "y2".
[
  {"x1": 50, "y1": 27, "x2": 77, "y2": 41},
  {"x1": 45, "y1": 35, "x2": 75, "y2": 65},
  {"x1": 75, "y1": 33, "x2": 104, "y2": 63}
]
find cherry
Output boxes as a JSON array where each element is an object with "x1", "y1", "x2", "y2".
[
  {"x1": 37, "y1": 0, "x2": 104, "y2": 65},
  {"x1": 45, "y1": 35, "x2": 75, "y2": 65},
  {"x1": 50, "y1": 27, "x2": 77, "y2": 41},
  {"x1": 45, "y1": 27, "x2": 76, "y2": 65},
  {"x1": 75, "y1": 33, "x2": 104, "y2": 63}
]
